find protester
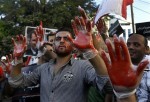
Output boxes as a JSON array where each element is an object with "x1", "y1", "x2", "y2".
[
  {"x1": 8, "y1": 21, "x2": 109, "y2": 102},
  {"x1": 127, "y1": 33, "x2": 150, "y2": 101},
  {"x1": 101, "y1": 34, "x2": 149, "y2": 102},
  {"x1": 7, "y1": 13, "x2": 149, "y2": 102}
]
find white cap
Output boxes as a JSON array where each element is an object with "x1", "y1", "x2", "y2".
[{"x1": 1, "y1": 56, "x2": 6, "y2": 60}]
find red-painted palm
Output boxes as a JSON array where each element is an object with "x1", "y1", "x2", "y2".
[
  {"x1": 71, "y1": 17, "x2": 97, "y2": 53},
  {"x1": 12, "y1": 35, "x2": 27, "y2": 58},
  {"x1": 101, "y1": 35, "x2": 149, "y2": 92}
]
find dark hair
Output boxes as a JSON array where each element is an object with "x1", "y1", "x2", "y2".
[
  {"x1": 129, "y1": 33, "x2": 148, "y2": 47},
  {"x1": 56, "y1": 27, "x2": 75, "y2": 39}
]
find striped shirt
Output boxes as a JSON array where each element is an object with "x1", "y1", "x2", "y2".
[
  {"x1": 136, "y1": 55, "x2": 150, "y2": 102},
  {"x1": 8, "y1": 58, "x2": 109, "y2": 102}
]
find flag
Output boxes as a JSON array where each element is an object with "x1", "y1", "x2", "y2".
[
  {"x1": 94, "y1": 0, "x2": 133, "y2": 24},
  {"x1": 108, "y1": 20, "x2": 124, "y2": 37}
]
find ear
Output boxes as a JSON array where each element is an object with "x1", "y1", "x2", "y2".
[{"x1": 145, "y1": 46, "x2": 150, "y2": 55}]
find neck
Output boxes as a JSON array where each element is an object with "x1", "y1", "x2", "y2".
[
  {"x1": 132, "y1": 57, "x2": 144, "y2": 65},
  {"x1": 53, "y1": 55, "x2": 72, "y2": 75},
  {"x1": 56, "y1": 54, "x2": 72, "y2": 65}
]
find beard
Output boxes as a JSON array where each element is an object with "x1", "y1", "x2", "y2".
[
  {"x1": 131, "y1": 56, "x2": 144, "y2": 65},
  {"x1": 54, "y1": 48, "x2": 73, "y2": 57}
]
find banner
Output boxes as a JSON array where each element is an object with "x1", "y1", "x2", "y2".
[{"x1": 136, "y1": 22, "x2": 150, "y2": 37}]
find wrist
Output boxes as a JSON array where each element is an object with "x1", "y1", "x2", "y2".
[
  {"x1": 12, "y1": 58, "x2": 23, "y2": 66},
  {"x1": 83, "y1": 49, "x2": 98, "y2": 60},
  {"x1": 113, "y1": 89, "x2": 136, "y2": 99}
]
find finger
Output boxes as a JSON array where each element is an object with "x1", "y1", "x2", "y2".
[
  {"x1": 92, "y1": 16, "x2": 96, "y2": 27},
  {"x1": 136, "y1": 60, "x2": 149, "y2": 76},
  {"x1": 37, "y1": 26, "x2": 40, "y2": 34},
  {"x1": 9, "y1": 54, "x2": 13, "y2": 61},
  {"x1": 86, "y1": 20, "x2": 92, "y2": 33},
  {"x1": 101, "y1": 51, "x2": 111, "y2": 70},
  {"x1": 16, "y1": 35, "x2": 20, "y2": 41},
  {"x1": 79, "y1": 17, "x2": 86, "y2": 30},
  {"x1": 40, "y1": 21, "x2": 43, "y2": 27},
  {"x1": 92, "y1": 34, "x2": 101, "y2": 50},
  {"x1": 39, "y1": 26, "x2": 44, "y2": 34},
  {"x1": 78, "y1": 6, "x2": 88, "y2": 23},
  {"x1": 119, "y1": 37, "x2": 131, "y2": 62},
  {"x1": 6, "y1": 55, "x2": 9, "y2": 63},
  {"x1": 20, "y1": 34, "x2": 24, "y2": 41},
  {"x1": 12, "y1": 38, "x2": 16, "y2": 46},
  {"x1": 75, "y1": 16, "x2": 82, "y2": 30},
  {"x1": 23, "y1": 36, "x2": 26, "y2": 45},
  {"x1": 71, "y1": 20, "x2": 78, "y2": 36},
  {"x1": 113, "y1": 35, "x2": 122, "y2": 60},
  {"x1": 96, "y1": 19, "x2": 103, "y2": 34},
  {"x1": 67, "y1": 35, "x2": 74, "y2": 44},
  {"x1": 105, "y1": 39, "x2": 115, "y2": 63}
]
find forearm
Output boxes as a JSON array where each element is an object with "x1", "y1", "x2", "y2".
[{"x1": 89, "y1": 54, "x2": 107, "y2": 75}]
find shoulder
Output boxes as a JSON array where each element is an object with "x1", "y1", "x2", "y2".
[{"x1": 72, "y1": 58, "x2": 92, "y2": 66}]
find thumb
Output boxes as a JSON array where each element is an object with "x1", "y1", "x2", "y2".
[
  {"x1": 67, "y1": 35, "x2": 74, "y2": 44},
  {"x1": 136, "y1": 59, "x2": 149, "y2": 76}
]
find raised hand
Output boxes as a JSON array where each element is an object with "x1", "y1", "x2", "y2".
[
  {"x1": 70, "y1": 16, "x2": 98, "y2": 59},
  {"x1": 95, "y1": 18, "x2": 108, "y2": 41},
  {"x1": 12, "y1": 35, "x2": 27, "y2": 58},
  {"x1": 78, "y1": 6, "x2": 95, "y2": 27},
  {"x1": 78, "y1": 6, "x2": 88, "y2": 23},
  {"x1": 1, "y1": 55, "x2": 13, "y2": 74},
  {"x1": 92, "y1": 33, "x2": 108, "y2": 56},
  {"x1": 34, "y1": 21, "x2": 44, "y2": 42},
  {"x1": 101, "y1": 35, "x2": 149, "y2": 93},
  {"x1": 71, "y1": 16, "x2": 96, "y2": 51}
]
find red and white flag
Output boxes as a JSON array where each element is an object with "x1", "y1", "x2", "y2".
[{"x1": 94, "y1": 0, "x2": 134, "y2": 24}]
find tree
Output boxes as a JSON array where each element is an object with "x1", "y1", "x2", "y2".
[{"x1": 0, "y1": 0, "x2": 98, "y2": 56}]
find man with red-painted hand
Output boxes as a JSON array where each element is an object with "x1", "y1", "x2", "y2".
[
  {"x1": 78, "y1": 5, "x2": 149, "y2": 102},
  {"x1": 8, "y1": 15, "x2": 110, "y2": 102},
  {"x1": 127, "y1": 34, "x2": 150, "y2": 102},
  {"x1": 76, "y1": 6, "x2": 114, "y2": 102}
]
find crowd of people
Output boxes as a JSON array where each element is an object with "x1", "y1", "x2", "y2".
[{"x1": 0, "y1": 6, "x2": 149, "y2": 102}]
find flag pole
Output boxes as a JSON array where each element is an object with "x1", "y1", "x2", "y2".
[{"x1": 130, "y1": 4, "x2": 135, "y2": 34}]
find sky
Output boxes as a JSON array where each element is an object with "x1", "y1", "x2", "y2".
[{"x1": 94, "y1": 0, "x2": 150, "y2": 24}]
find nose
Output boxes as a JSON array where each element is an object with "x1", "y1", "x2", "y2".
[
  {"x1": 128, "y1": 44, "x2": 134, "y2": 50},
  {"x1": 60, "y1": 37, "x2": 65, "y2": 42}
]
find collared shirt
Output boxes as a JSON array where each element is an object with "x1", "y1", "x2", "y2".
[
  {"x1": 136, "y1": 71, "x2": 150, "y2": 102},
  {"x1": 8, "y1": 58, "x2": 109, "y2": 102},
  {"x1": 136, "y1": 55, "x2": 150, "y2": 102}
]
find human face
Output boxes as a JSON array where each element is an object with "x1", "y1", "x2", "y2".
[
  {"x1": 54, "y1": 31, "x2": 73, "y2": 57},
  {"x1": 127, "y1": 34, "x2": 147, "y2": 65},
  {"x1": 30, "y1": 33, "x2": 37, "y2": 48},
  {"x1": 48, "y1": 35, "x2": 55, "y2": 45}
]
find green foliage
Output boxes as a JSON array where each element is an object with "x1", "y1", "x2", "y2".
[{"x1": 0, "y1": 0, "x2": 98, "y2": 56}]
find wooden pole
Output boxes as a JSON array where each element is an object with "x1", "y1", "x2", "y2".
[{"x1": 130, "y1": 4, "x2": 135, "y2": 34}]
